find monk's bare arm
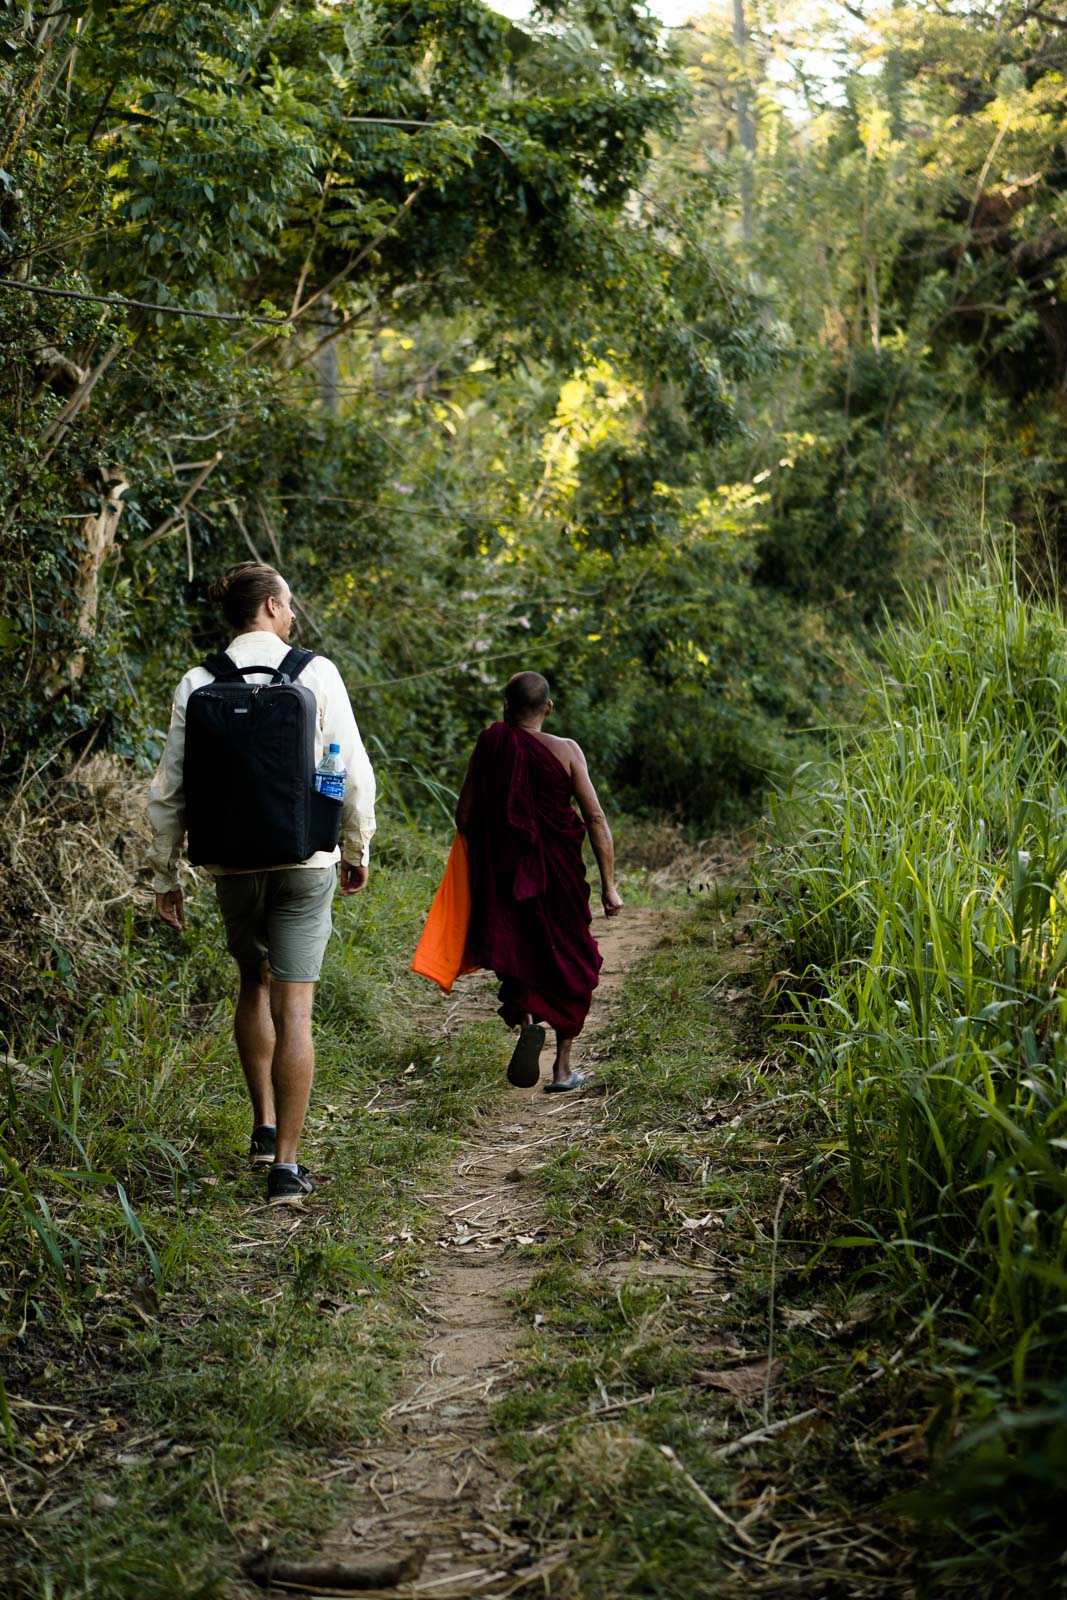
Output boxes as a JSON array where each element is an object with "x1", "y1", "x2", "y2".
[
  {"x1": 569, "y1": 743, "x2": 623, "y2": 917},
  {"x1": 455, "y1": 757, "x2": 475, "y2": 834}
]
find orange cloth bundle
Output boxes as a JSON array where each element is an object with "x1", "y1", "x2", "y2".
[{"x1": 410, "y1": 832, "x2": 477, "y2": 993}]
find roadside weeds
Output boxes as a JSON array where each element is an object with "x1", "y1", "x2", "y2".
[{"x1": 490, "y1": 896, "x2": 940, "y2": 1599}]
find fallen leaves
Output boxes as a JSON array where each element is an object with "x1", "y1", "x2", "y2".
[
  {"x1": 691, "y1": 1339, "x2": 757, "y2": 1359},
  {"x1": 780, "y1": 1305, "x2": 825, "y2": 1329},
  {"x1": 30, "y1": 1424, "x2": 85, "y2": 1466},
  {"x1": 375, "y1": 1229, "x2": 416, "y2": 1264},
  {"x1": 434, "y1": 1224, "x2": 546, "y2": 1252},
  {"x1": 128, "y1": 1278, "x2": 160, "y2": 1322},
  {"x1": 691, "y1": 1357, "x2": 784, "y2": 1396},
  {"x1": 678, "y1": 1211, "x2": 726, "y2": 1231}
]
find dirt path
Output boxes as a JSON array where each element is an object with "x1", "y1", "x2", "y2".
[{"x1": 316, "y1": 907, "x2": 680, "y2": 1598}]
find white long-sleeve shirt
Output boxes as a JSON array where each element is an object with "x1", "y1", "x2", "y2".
[{"x1": 146, "y1": 630, "x2": 376, "y2": 893}]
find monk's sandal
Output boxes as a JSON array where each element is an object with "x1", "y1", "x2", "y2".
[
  {"x1": 267, "y1": 1164, "x2": 318, "y2": 1207},
  {"x1": 507, "y1": 1024, "x2": 546, "y2": 1087},
  {"x1": 544, "y1": 1071, "x2": 588, "y2": 1094}
]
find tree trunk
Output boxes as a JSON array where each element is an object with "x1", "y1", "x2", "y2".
[
  {"x1": 733, "y1": 0, "x2": 755, "y2": 242},
  {"x1": 314, "y1": 293, "x2": 341, "y2": 415},
  {"x1": 68, "y1": 466, "x2": 128, "y2": 687},
  {"x1": 38, "y1": 337, "x2": 125, "y2": 460}
]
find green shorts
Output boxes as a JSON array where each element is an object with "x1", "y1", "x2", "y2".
[{"x1": 214, "y1": 867, "x2": 337, "y2": 983}]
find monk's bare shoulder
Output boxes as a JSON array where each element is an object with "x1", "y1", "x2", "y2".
[
  {"x1": 564, "y1": 737, "x2": 590, "y2": 776},
  {"x1": 535, "y1": 730, "x2": 584, "y2": 774}
]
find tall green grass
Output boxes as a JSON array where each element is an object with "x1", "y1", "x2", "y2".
[{"x1": 762, "y1": 564, "x2": 1067, "y2": 1545}]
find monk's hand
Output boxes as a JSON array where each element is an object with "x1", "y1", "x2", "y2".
[
  {"x1": 341, "y1": 860, "x2": 369, "y2": 896},
  {"x1": 155, "y1": 888, "x2": 185, "y2": 930},
  {"x1": 602, "y1": 886, "x2": 624, "y2": 918}
]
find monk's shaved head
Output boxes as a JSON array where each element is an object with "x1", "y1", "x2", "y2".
[{"x1": 505, "y1": 671, "x2": 551, "y2": 718}]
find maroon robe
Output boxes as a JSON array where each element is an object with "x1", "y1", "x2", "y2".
[{"x1": 464, "y1": 722, "x2": 602, "y2": 1037}]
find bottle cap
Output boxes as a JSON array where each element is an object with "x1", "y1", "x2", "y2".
[{"x1": 329, "y1": 742, "x2": 340, "y2": 753}]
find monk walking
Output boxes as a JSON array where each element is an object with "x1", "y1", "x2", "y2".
[{"x1": 454, "y1": 671, "x2": 623, "y2": 1091}]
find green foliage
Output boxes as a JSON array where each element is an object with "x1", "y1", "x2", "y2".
[
  {"x1": 0, "y1": 0, "x2": 799, "y2": 829},
  {"x1": 672, "y1": 0, "x2": 1067, "y2": 622},
  {"x1": 762, "y1": 560, "x2": 1067, "y2": 1560},
  {"x1": 6, "y1": 0, "x2": 1067, "y2": 835}
]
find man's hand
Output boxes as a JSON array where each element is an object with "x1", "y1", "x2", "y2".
[
  {"x1": 602, "y1": 886, "x2": 624, "y2": 918},
  {"x1": 340, "y1": 860, "x2": 369, "y2": 896},
  {"x1": 155, "y1": 888, "x2": 185, "y2": 930}
]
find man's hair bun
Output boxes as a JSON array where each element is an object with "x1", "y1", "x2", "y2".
[{"x1": 210, "y1": 561, "x2": 283, "y2": 629}]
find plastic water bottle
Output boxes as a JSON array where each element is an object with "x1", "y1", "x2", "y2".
[{"x1": 314, "y1": 742, "x2": 346, "y2": 800}]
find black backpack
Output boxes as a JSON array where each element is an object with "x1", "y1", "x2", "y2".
[{"x1": 183, "y1": 646, "x2": 343, "y2": 868}]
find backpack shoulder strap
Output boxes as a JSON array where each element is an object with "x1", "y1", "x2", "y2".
[
  {"x1": 202, "y1": 651, "x2": 239, "y2": 679},
  {"x1": 277, "y1": 646, "x2": 315, "y2": 682}
]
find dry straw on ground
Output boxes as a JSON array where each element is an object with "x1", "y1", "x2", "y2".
[{"x1": 0, "y1": 754, "x2": 154, "y2": 1038}]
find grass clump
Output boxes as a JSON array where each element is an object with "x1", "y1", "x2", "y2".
[
  {"x1": 495, "y1": 1265, "x2": 738, "y2": 1600},
  {"x1": 762, "y1": 561, "x2": 1067, "y2": 1570}
]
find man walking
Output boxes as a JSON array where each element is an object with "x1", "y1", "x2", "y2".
[
  {"x1": 147, "y1": 561, "x2": 376, "y2": 1206},
  {"x1": 454, "y1": 671, "x2": 622, "y2": 1090}
]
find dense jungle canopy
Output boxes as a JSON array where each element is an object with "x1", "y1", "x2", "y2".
[{"x1": 3, "y1": 0, "x2": 1065, "y2": 827}]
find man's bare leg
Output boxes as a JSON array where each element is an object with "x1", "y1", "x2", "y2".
[
  {"x1": 551, "y1": 1033, "x2": 574, "y2": 1085},
  {"x1": 269, "y1": 979, "x2": 316, "y2": 1165},
  {"x1": 235, "y1": 961, "x2": 276, "y2": 1127}
]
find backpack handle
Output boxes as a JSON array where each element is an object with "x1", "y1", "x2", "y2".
[{"x1": 202, "y1": 647, "x2": 314, "y2": 684}]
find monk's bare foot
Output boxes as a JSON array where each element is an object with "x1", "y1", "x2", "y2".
[{"x1": 550, "y1": 1035, "x2": 574, "y2": 1085}]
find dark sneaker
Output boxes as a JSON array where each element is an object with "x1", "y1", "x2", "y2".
[
  {"x1": 249, "y1": 1125, "x2": 276, "y2": 1166},
  {"x1": 506, "y1": 1024, "x2": 546, "y2": 1087},
  {"x1": 266, "y1": 1163, "x2": 318, "y2": 1207}
]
